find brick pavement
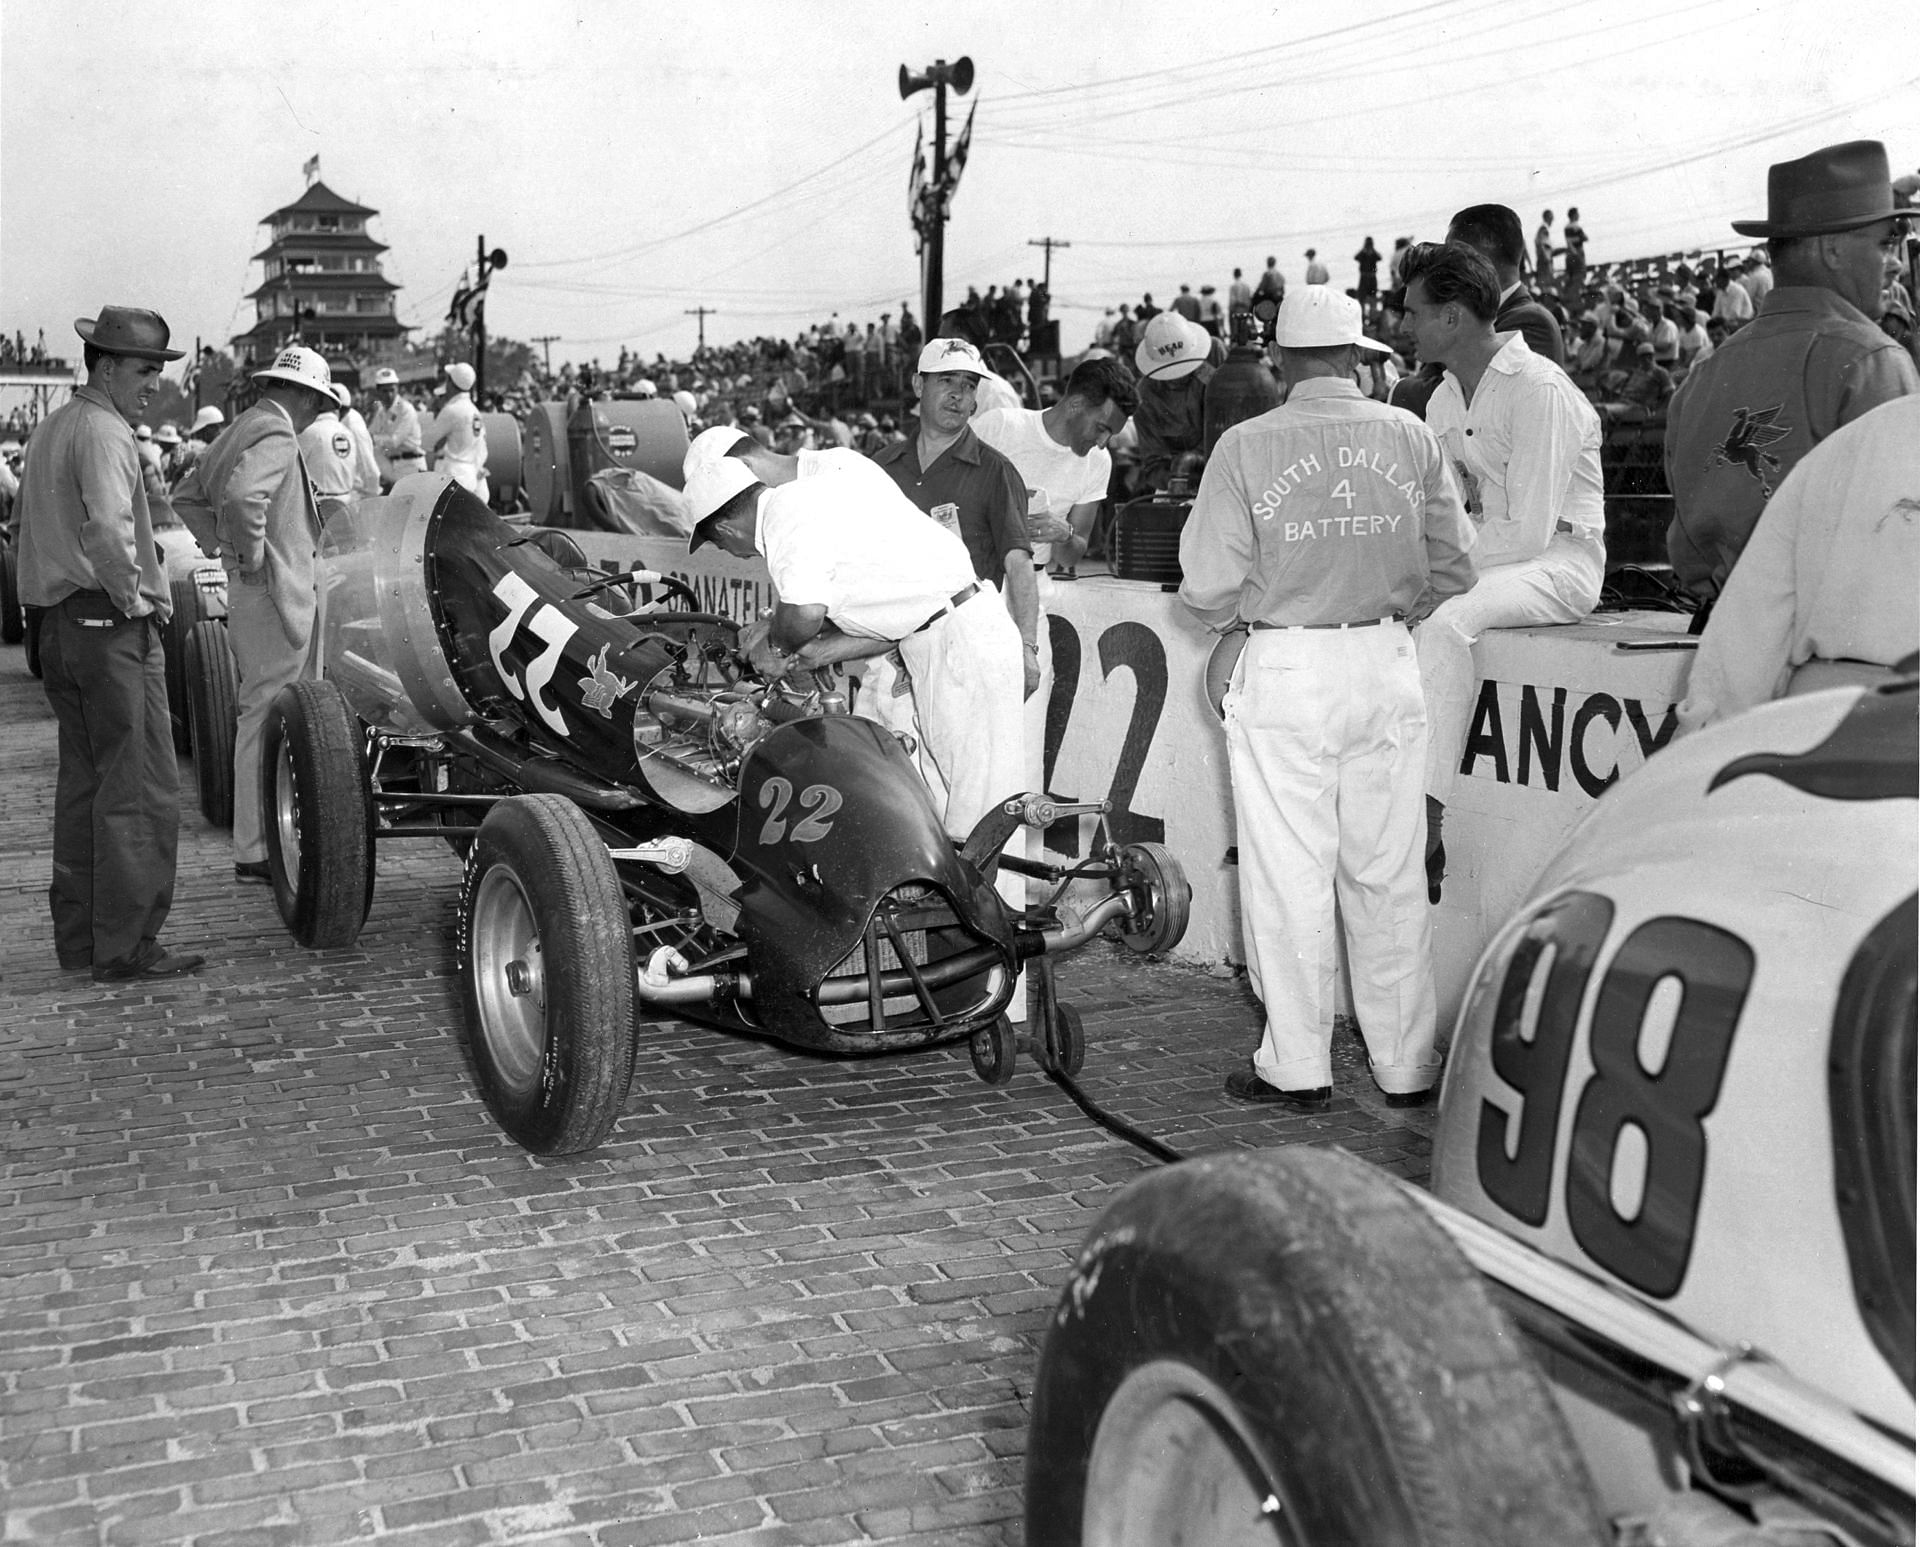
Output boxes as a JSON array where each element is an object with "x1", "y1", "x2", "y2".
[{"x1": 0, "y1": 638, "x2": 1434, "y2": 1546}]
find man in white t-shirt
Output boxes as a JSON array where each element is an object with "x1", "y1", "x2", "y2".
[
  {"x1": 679, "y1": 453, "x2": 1023, "y2": 849},
  {"x1": 971, "y1": 356, "x2": 1135, "y2": 799},
  {"x1": 427, "y1": 362, "x2": 489, "y2": 502}
]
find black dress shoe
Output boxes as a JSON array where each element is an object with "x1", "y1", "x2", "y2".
[
  {"x1": 1224, "y1": 1066, "x2": 1332, "y2": 1110},
  {"x1": 93, "y1": 946, "x2": 207, "y2": 982},
  {"x1": 58, "y1": 957, "x2": 92, "y2": 973},
  {"x1": 234, "y1": 861, "x2": 273, "y2": 885},
  {"x1": 1384, "y1": 1086, "x2": 1436, "y2": 1109}
]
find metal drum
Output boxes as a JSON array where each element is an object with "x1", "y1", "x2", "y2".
[
  {"x1": 566, "y1": 400, "x2": 689, "y2": 493},
  {"x1": 521, "y1": 402, "x2": 570, "y2": 524},
  {"x1": 1109, "y1": 492, "x2": 1192, "y2": 587},
  {"x1": 480, "y1": 412, "x2": 522, "y2": 504}
]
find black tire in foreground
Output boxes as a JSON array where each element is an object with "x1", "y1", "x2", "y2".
[
  {"x1": 0, "y1": 545, "x2": 22, "y2": 644},
  {"x1": 163, "y1": 573, "x2": 208, "y2": 752},
  {"x1": 458, "y1": 794, "x2": 637, "y2": 1155},
  {"x1": 263, "y1": 679, "x2": 375, "y2": 949},
  {"x1": 1026, "y1": 1146, "x2": 1607, "y2": 1547},
  {"x1": 185, "y1": 620, "x2": 238, "y2": 827}
]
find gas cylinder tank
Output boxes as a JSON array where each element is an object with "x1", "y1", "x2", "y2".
[
  {"x1": 565, "y1": 399, "x2": 689, "y2": 497},
  {"x1": 522, "y1": 402, "x2": 571, "y2": 524},
  {"x1": 1203, "y1": 345, "x2": 1281, "y2": 456}
]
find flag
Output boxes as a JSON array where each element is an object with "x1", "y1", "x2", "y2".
[
  {"x1": 302, "y1": 154, "x2": 320, "y2": 183},
  {"x1": 908, "y1": 121, "x2": 925, "y2": 220},
  {"x1": 447, "y1": 269, "x2": 475, "y2": 328},
  {"x1": 945, "y1": 101, "x2": 977, "y2": 199}
]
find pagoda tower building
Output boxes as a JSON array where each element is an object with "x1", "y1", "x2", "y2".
[{"x1": 231, "y1": 179, "x2": 409, "y2": 380}]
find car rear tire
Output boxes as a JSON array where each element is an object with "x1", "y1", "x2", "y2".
[
  {"x1": 264, "y1": 680, "x2": 375, "y2": 949},
  {"x1": 458, "y1": 794, "x2": 636, "y2": 1155},
  {"x1": 0, "y1": 545, "x2": 22, "y2": 644},
  {"x1": 1026, "y1": 1146, "x2": 1606, "y2": 1547},
  {"x1": 185, "y1": 620, "x2": 238, "y2": 827},
  {"x1": 164, "y1": 574, "x2": 208, "y2": 752}
]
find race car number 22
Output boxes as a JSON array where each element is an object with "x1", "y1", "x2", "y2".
[
  {"x1": 1475, "y1": 892, "x2": 1754, "y2": 1298},
  {"x1": 489, "y1": 572, "x2": 579, "y2": 738},
  {"x1": 757, "y1": 777, "x2": 841, "y2": 845}
]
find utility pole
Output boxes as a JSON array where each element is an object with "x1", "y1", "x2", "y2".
[
  {"x1": 684, "y1": 306, "x2": 715, "y2": 351},
  {"x1": 472, "y1": 236, "x2": 508, "y2": 399},
  {"x1": 899, "y1": 55, "x2": 974, "y2": 335},
  {"x1": 1027, "y1": 236, "x2": 1070, "y2": 293},
  {"x1": 532, "y1": 335, "x2": 559, "y2": 374}
]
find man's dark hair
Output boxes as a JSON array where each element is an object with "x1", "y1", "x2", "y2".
[
  {"x1": 1064, "y1": 355, "x2": 1138, "y2": 416},
  {"x1": 82, "y1": 343, "x2": 107, "y2": 372},
  {"x1": 1446, "y1": 204, "x2": 1526, "y2": 270},
  {"x1": 1400, "y1": 241, "x2": 1501, "y2": 322}
]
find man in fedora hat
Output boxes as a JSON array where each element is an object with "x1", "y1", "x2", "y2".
[
  {"x1": 172, "y1": 344, "x2": 336, "y2": 886},
  {"x1": 1131, "y1": 309, "x2": 1222, "y2": 495},
  {"x1": 15, "y1": 306, "x2": 205, "y2": 980},
  {"x1": 1666, "y1": 139, "x2": 1918, "y2": 607},
  {"x1": 368, "y1": 367, "x2": 423, "y2": 490},
  {"x1": 1178, "y1": 286, "x2": 1475, "y2": 1111}
]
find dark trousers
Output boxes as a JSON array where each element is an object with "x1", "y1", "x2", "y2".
[{"x1": 41, "y1": 593, "x2": 180, "y2": 970}]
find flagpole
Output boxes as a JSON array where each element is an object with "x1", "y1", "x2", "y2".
[{"x1": 899, "y1": 57, "x2": 973, "y2": 339}]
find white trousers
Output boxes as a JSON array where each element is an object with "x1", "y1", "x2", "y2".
[
  {"x1": 228, "y1": 581, "x2": 319, "y2": 866},
  {"x1": 897, "y1": 589, "x2": 1028, "y2": 1023},
  {"x1": 1225, "y1": 624, "x2": 1439, "y2": 1094},
  {"x1": 1415, "y1": 539, "x2": 1603, "y2": 799}
]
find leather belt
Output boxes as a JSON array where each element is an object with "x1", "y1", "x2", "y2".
[
  {"x1": 1252, "y1": 614, "x2": 1404, "y2": 631},
  {"x1": 911, "y1": 582, "x2": 980, "y2": 635},
  {"x1": 389, "y1": 451, "x2": 424, "y2": 460}
]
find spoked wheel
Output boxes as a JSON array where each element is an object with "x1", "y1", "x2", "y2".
[
  {"x1": 970, "y1": 1013, "x2": 1019, "y2": 1086},
  {"x1": 1025, "y1": 1147, "x2": 1606, "y2": 1547},
  {"x1": 1114, "y1": 840, "x2": 1191, "y2": 956},
  {"x1": 459, "y1": 794, "x2": 637, "y2": 1155},
  {"x1": 185, "y1": 620, "x2": 238, "y2": 826},
  {"x1": 263, "y1": 680, "x2": 375, "y2": 949}
]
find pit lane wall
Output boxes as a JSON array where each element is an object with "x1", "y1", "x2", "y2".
[{"x1": 569, "y1": 533, "x2": 1692, "y2": 1029}]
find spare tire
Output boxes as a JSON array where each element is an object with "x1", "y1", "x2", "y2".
[
  {"x1": 185, "y1": 620, "x2": 238, "y2": 827},
  {"x1": 1026, "y1": 1147, "x2": 1606, "y2": 1547},
  {"x1": 0, "y1": 545, "x2": 22, "y2": 645},
  {"x1": 264, "y1": 679, "x2": 376, "y2": 949},
  {"x1": 164, "y1": 573, "x2": 208, "y2": 752}
]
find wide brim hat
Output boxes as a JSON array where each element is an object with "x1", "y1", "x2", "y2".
[
  {"x1": 1732, "y1": 139, "x2": 1897, "y2": 237},
  {"x1": 1273, "y1": 286, "x2": 1391, "y2": 353},
  {"x1": 252, "y1": 345, "x2": 334, "y2": 398},
  {"x1": 372, "y1": 367, "x2": 400, "y2": 386},
  {"x1": 190, "y1": 405, "x2": 226, "y2": 432},
  {"x1": 74, "y1": 306, "x2": 184, "y2": 362},
  {"x1": 1134, "y1": 310, "x2": 1212, "y2": 380}
]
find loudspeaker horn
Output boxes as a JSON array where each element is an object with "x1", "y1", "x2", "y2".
[
  {"x1": 899, "y1": 64, "x2": 929, "y2": 99},
  {"x1": 951, "y1": 56, "x2": 974, "y2": 95}
]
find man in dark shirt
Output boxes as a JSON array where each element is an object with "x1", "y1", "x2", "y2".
[
  {"x1": 870, "y1": 337, "x2": 1039, "y2": 698},
  {"x1": 1666, "y1": 139, "x2": 1918, "y2": 605},
  {"x1": 1446, "y1": 203, "x2": 1568, "y2": 366}
]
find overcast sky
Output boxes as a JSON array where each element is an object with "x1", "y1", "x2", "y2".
[{"x1": 3, "y1": 0, "x2": 1915, "y2": 373}]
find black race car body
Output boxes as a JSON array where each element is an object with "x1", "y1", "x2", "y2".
[{"x1": 269, "y1": 472, "x2": 1185, "y2": 1151}]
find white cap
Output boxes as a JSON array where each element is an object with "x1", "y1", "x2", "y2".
[
  {"x1": 683, "y1": 458, "x2": 761, "y2": 537},
  {"x1": 671, "y1": 390, "x2": 698, "y2": 420},
  {"x1": 328, "y1": 382, "x2": 351, "y2": 409},
  {"x1": 1273, "y1": 286, "x2": 1390, "y2": 353},
  {"x1": 634, "y1": 378, "x2": 657, "y2": 397},
  {"x1": 915, "y1": 336, "x2": 988, "y2": 377},
  {"x1": 155, "y1": 423, "x2": 182, "y2": 445},
  {"x1": 683, "y1": 424, "x2": 748, "y2": 484},
  {"x1": 445, "y1": 362, "x2": 476, "y2": 391},
  {"x1": 190, "y1": 405, "x2": 226, "y2": 433},
  {"x1": 1133, "y1": 311, "x2": 1212, "y2": 380},
  {"x1": 135, "y1": 422, "x2": 153, "y2": 439},
  {"x1": 373, "y1": 367, "x2": 400, "y2": 386},
  {"x1": 252, "y1": 344, "x2": 335, "y2": 396}
]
